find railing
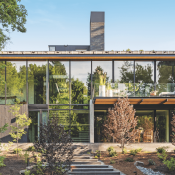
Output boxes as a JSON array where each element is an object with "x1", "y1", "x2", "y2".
[{"x1": 93, "y1": 83, "x2": 175, "y2": 98}]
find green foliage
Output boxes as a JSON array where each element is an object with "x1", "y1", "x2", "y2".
[
  {"x1": 24, "y1": 169, "x2": 31, "y2": 175},
  {"x1": 0, "y1": 0, "x2": 27, "y2": 50},
  {"x1": 157, "y1": 151, "x2": 167, "y2": 161},
  {"x1": 156, "y1": 147, "x2": 166, "y2": 153},
  {"x1": 110, "y1": 159, "x2": 115, "y2": 164},
  {"x1": 20, "y1": 151, "x2": 29, "y2": 163},
  {"x1": 26, "y1": 146, "x2": 35, "y2": 152},
  {"x1": 36, "y1": 161, "x2": 45, "y2": 175},
  {"x1": 135, "y1": 148, "x2": 142, "y2": 153},
  {"x1": 129, "y1": 148, "x2": 142, "y2": 156},
  {"x1": 0, "y1": 123, "x2": 8, "y2": 134},
  {"x1": 12, "y1": 148, "x2": 22, "y2": 154},
  {"x1": 122, "y1": 148, "x2": 127, "y2": 154},
  {"x1": 0, "y1": 156, "x2": 6, "y2": 167},
  {"x1": 107, "y1": 146, "x2": 114, "y2": 153},
  {"x1": 148, "y1": 159, "x2": 155, "y2": 165},
  {"x1": 87, "y1": 152, "x2": 90, "y2": 154},
  {"x1": 109, "y1": 151, "x2": 117, "y2": 157},
  {"x1": 94, "y1": 156, "x2": 98, "y2": 159},
  {"x1": 125, "y1": 157, "x2": 134, "y2": 162},
  {"x1": 163, "y1": 157, "x2": 175, "y2": 171}
]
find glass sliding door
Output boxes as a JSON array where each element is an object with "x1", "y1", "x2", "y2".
[
  {"x1": 135, "y1": 110, "x2": 154, "y2": 143},
  {"x1": 156, "y1": 110, "x2": 169, "y2": 142}
]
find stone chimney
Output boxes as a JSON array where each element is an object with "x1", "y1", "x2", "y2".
[{"x1": 90, "y1": 12, "x2": 105, "y2": 51}]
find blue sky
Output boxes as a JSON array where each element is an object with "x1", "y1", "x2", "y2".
[{"x1": 4, "y1": 0, "x2": 175, "y2": 51}]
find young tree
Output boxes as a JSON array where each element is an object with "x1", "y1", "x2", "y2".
[
  {"x1": 9, "y1": 104, "x2": 31, "y2": 158},
  {"x1": 0, "y1": 0, "x2": 27, "y2": 50},
  {"x1": 104, "y1": 97, "x2": 138, "y2": 152}
]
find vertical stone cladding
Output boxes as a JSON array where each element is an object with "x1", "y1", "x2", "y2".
[{"x1": 90, "y1": 12, "x2": 105, "y2": 51}]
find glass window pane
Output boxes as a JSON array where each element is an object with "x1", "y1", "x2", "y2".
[
  {"x1": 114, "y1": 61, "x2": 134, "y2": 97},
  {"x1": 0, "y1": 61, "x2": 5, "y2": 104},
  {"x1": 71, "y1": 61, "x2": 91, "y2": 105},
  {"x1": 6, "y1": 61, "x2": 26, "y2": 104},
  {"x1": 156, "y1": 110, "x2": 169, "y2": 142},
  {"x1": 71, "y1": 110, "x2": 89, "y2": 142},
  {"x1": 93, "y1": 61, "x2": 112, "y2": 97},
  {"x1": 135, "y1": 61, "x2": 154, "y2": 97},
  {"x1": 156, "y1": 61, "x2": 175, "y2": 97},
  {"x1": 49, "y1": 61, "x2": 69, "y2": 104},
  {"x1": 135, "y1": 110, "x2": 154, "y2": 143},
  {"x1": 28, "y1": 61, "x2": 47, "y2": 104}
]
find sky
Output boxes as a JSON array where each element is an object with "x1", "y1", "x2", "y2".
[{"x1": 3, "y1": 0, "x2": 175, "y2": 51}]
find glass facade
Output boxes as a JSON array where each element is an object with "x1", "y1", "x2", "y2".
[{"x1": 0, "y1": 59, "x2": 174, "y2": 143}]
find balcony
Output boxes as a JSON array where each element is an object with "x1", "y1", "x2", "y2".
[{"x1": 93, "y1": 83, "x2": 175, "y2": 98}]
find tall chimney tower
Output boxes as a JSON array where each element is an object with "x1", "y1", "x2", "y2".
[{"x1": 90, "y1": 12, "x2": 105, "y2": 51}]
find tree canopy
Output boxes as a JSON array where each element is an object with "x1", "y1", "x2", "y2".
[{"x1": 0, "y1": 0, "x2": 27, "y2": 50}]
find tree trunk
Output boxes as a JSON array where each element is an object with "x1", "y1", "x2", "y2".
[{"x1": 121, "y1": 138, "x2": 125, "y2": 153}]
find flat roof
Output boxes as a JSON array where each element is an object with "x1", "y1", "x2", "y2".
[{"x1": 1, "y1": 51, "x2": 175, "y2": 60}]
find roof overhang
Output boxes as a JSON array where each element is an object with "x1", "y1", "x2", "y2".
[{"x1": 94, "y1": 97, "x2": 175, "y2": 105}]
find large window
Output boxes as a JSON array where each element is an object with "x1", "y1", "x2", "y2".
[
  {"x1": 28, "y1": 61, "x2": 48, "y2": 104},
  {"x1": 135, "y1": 61, "x2": 154, "y2": 97},
  {"x1": 49, "y1": 61, "x2": 69, "y2": 104},
  {"x1": 114, "y1": 61, "x2": 134, "y2": 97},
  {"x1": 6, "y1": 61, "x2": 26, "y2": 104},
  {"x1": 71, "y1": 61, "x2": 91, "y2": 105}
]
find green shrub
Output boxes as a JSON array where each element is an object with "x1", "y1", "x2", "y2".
[
  {"x1": 95, "y1": 150, "x2": 99, "y2": 153},
  {"x1": 135, "y1": 148, "x2": 142, "y2": 153},
  {"x1": 87, "y1": 152, "x2": 90, "y2": 154},
  {"x1": 0, "y1": 156, "x2": 6, "y2": 167},
  {"x1": 26, "y1": 146, "x2": 35, "y2": 152},
  {"x1": 148, "y1": 159, "x2": 155, "y2": 165},
  {"x1": 107, "y1": 146, "x2": 114, "y2": 153},
  {"x1": 94, "y1": 156, "x2": 98, "y2": 159},
  {"x1": 122, "y1": 148, "x2": 127, "y2": 154},
  {"x1": 157, "y1": 151, "x2": 167, "y2": 161},
  {"x1": 125, "y1": 157, "x2": 134, "y2": 162},
  {"x1": 163, "y1": 157, "x2": 175, "y2": 171},
  {"x1": 110, "y1": 159, "x2": 115, "y2": 164},
  {"x1": 109, "y1": 151, "x2": 117, "y2": 157},
  {"x1": 156, "y1": 147, "x2": 166, "y2": 153},
  {"x1": 130, "y1": 149, "x2": 137, "y2": 156},
  {"x1": 97, "y1": 153, "x2": 101, "y2": 157},
  {"x1": 12, "y1": 148, "x2": 22, "y2": 154}
]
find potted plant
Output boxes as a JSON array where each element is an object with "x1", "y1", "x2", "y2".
[
  {"x1": 99, "y1": 73, "x2": 106, "y2": 97},
  {"x1": 106, "y1": 83, "x2": 113, "y2": 97}
]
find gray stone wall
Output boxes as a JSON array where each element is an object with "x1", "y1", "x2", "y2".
[{"x1": 90, "y1": 22, "x2": 104, "y2": 51}]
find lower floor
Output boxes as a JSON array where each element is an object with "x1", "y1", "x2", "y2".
[{"x1": 27, "y1": 102, "x2": 175, "y2": 144}]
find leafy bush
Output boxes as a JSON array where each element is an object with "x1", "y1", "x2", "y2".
[
  {"x1": 0, "y1": 156, "x2": 6, "y2": 167},
  {"x1": 122, "y1": 148, "x2": 127, "y2": 154},
  {"x1": 156, "y1": 147, "x2": 166, "y2": 153},
  {"x1": 110, "y1": 159, "x2": 115, "y2": 164},
  {"x1": 26, "y1": 146, "x2": 35, "y2": 152},
  {"x1": 148, "y1": 159, "x2": 155, "y2": 165},
  {"x1": 87, "y1": 152, "x2": 90, "y2": 154},
  {"x1": 157, "y1": 151, "x2": 167, "y2": 161},
  {"x1": 107, "y1": 146, "x2": 114, "y2": 153},
  {"x1": 95, "y1": 150, "x2": 99, "y2": 153},
  {"x1": 97, "y1": 153, "x2": 101, "y2": 157},
  {"x1": 135, "y1": 148, "x2": 142, "y2": 153},
  {"x1": 163, "y1": 157, "x2": 175, "y2": 171},
  {"x1": 94, "y1": 156, "x2": 98, "y2": 159},
  {"x1": 12, "y1": 148, "x2": 22, "y2": 154},
  {"x1": 125, "y1": 157, "x2": 134, "y2": 162},
  {"x1": 109, "y1": 151, "x2": 117, "y2": 157},
  {"x1": 130, "y1": 149, "x2": 137, "y2": 156}
]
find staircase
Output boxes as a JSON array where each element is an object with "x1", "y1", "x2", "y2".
[{"x1": 68, "y1": 145, "x2": 121, "y2": 175}]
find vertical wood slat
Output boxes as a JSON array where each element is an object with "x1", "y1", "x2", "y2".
[{"x1": 0, "y1": 104, "x2": 28, "y2": 142}]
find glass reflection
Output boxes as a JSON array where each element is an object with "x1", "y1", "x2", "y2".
[
  {"x1": 28, "y1": 61, "x2": 47, "y2": 104},
  {"x1": 71, "y1": 61, "x2": 91, "y2": 105},
  {"x1": 114, "y1": 61, "x2": 134, "y2": 97},
  {"x1": 49, "y1": 61, "x2": 69, "y2": 105},
  {"x1": 135, "y1": 61, "x2": 154, "y2": 97},
  {"x1": 6, "y1": 61, "x2": 26, "y2": 104},
  {"x1": 0, "y1": 61, "x2": 5, "y2": 104},
  {"x1": 71, "y1": 110, "x2": 89, "y2": 142},
  {"x1": 135, "y1": 110, "x2": 154, "y2": 143}
]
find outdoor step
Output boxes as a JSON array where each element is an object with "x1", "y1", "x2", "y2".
[
  {"x1": 71, "y1": 162, "x2": 102, "y2": 165},
  {"x1": 68, "y1": 171, "x2": 120, "y2": 175},
  {"x1": 73, "y1": 156, "x2": 91, "y2": 159},
  {"x1": 71, "y1": 165, "x2": 109, "y2": 169},
  {"x1": 72, "y1": 168, "x2": 114, "y2": 171},
  {"x1": 72, "y1": 159, "x2": 98, "y2": 162}
]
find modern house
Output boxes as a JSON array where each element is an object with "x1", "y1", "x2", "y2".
[{"x1": 0, "y1": 11, "x2": 175, "y2": 144}]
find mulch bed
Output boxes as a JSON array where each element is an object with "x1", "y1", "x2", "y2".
[{"x1": 99, "y1": 152, "x2": 175, "y2": 175}]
